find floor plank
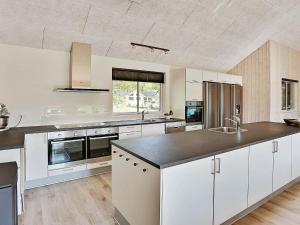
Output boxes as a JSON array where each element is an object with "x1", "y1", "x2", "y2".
[{"x1": 19, "y1": 174, "x2": 300, "y2": 225}]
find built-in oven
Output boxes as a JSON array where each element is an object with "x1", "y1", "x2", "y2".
[
  {"x1": 185, "y1": 101, "x2": 204, "y2": 124},
  {"x1": 87, "y1": 127, "x2": 119, "y2": 164},
  {"x1": 48, "y1": 130, "x2": 87, "y2": 170}
]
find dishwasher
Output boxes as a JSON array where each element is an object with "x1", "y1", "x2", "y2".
[{"x1": 166, "y1": 121, "x2": 186, "y2": 133}]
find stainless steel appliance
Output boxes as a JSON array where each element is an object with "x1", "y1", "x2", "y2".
[
  {"x1": 166, "y1": 121, "x2": 186, "y2": 133},
  {"x1": 203, "y1": 82, "x2": 242, "y2": 129},
  {"x1": 185, "y1": 101, "x2": 204, "y2": 124},
  {"x1": 87, "y1": 127, "x2": 119, "y2": 164},
  {"x1": 48, "y1": 130, "x2": 87, "y2": 170}
]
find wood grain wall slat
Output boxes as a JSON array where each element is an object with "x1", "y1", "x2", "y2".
[{"x1": 229, "y1": 41, "x2": 271, "y2": 123}]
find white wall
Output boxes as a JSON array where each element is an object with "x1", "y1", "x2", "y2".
[{"x1": 0, "y1": 44, "x2": 171, "y2": 126}]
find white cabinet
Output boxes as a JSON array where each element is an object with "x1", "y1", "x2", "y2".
[
  {"x1": 231, "y1": 75, "x2": 242, "y2": 85},
  {"x1": 186, "y1": 82, "x2": 203, "y2": 101},
  {"x1": 248, "y1": 141, "x2": 273, "y2": 206},
  {"x1": 185, "y1": 69, "x2": 202, "y2": 83},
  {"x1": 142, "y1": 123, "x2": 165, "y2": 137},
  {"x1": 161, "y1": 157, "x2": 214, "y2": 225},
  {"x1": 292, "y1": 133, "x2": 300, "y2": 179},
  {"x1": 185, "y1": 124, "x2": 203, "y2": 131},
  {"x1": 119, "y1": 125, "x2": 141, "y2": 140},
  {"x1": 273, "y1": 136, "x2": 292, "y2": 191},
  {"x1": 202, "y1": 70, "x2": 218, "y2": 82},
  {"x1": 214, "y1": 147, "x2": 249, "y2": 225},
  {"x1": 25, "y1": 133, "x2": 48, "y2": 181},
  {"x1": 112, "y1": 146, "x2": 160, "y2": 225},
  {"x1": 217, "y1": 73, "x2": 233, "y2": 84}
]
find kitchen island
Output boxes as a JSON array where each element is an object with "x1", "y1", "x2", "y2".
[{"x1": 111, "y1": 122, "x2": 300, "y2": 225}]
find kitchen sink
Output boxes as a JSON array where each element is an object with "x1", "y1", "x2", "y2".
[{"x1": 208, "y1": 127, "x2": 248, "y2": 134}]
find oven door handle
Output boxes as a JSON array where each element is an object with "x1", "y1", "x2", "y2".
[
  {"x1": 89, "y1": 135, "x2": 118, "y2": 140},
  {"x1": 50, "y1": 138, "x2": 86, "y2": 144}
]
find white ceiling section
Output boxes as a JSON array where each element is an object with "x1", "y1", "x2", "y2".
[{"x1": 1, "y1": 0, "x2": 300, "y2": 71}]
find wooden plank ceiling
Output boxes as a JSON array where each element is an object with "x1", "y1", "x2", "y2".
[{"x1": 0, "y1": 0, "x2": 300, "y2": 71}]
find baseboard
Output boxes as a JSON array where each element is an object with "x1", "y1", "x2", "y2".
[
  {"x1": 25, "y1": 166, "x2": 111, "y2": 189},
  {"x1": 113, "y1": 207, "x2": 130, "y2": 225},
  {"x1": 222, "y1": 178, "x2": 300, "y2": 225}
]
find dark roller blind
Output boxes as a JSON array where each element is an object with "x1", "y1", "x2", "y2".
[{"x1": 112, "y1": 68, "x2": 165, "y2": 83}]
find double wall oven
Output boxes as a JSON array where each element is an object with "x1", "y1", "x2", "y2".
[{"x1": 48, "y1": 127, "x2": 118, "y2": 171}]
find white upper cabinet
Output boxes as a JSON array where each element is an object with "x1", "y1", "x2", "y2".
[
  {"x1": 248, "y1": 141, "x2": 274, "y2": 206},
  {"x1": 161, "y1": 157, "x2": 214, "y2": 225},
  {"x1": 25, "y1": 133, "x2": 48, "y2": 181},
  {"x1": 292, "y1": 133, "x2": 300, "y2": 179},
  {"x1": 273, "y1": 135, "x2": 292, "y2": 191},
  {"x1": 186, "y1": 82, "x2": 203, "y2": 101},
  {"x1": 218, "y1": 73, "x2": 243, "y2": 85},
  {"x1": 185, "y1": 69, "x2": 203, "y2": 83},
  {"x1": 202, "y1": 70, "x2": 218, "y2": 82},
  {"x1": 230, "y1": 75, "x2": 243, "y2": 85},
  {"x1": 217, "y1": 73, "x2": 233, "y2": 84},
  {"x1": 214, "y1": 147, "x2": 249, "y2": 225},
  {"x1": 141, "y1": 123, "x2": 165, "y2": 137}
]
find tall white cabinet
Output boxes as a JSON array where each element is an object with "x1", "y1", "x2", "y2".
[
  {"x1": 161, "y1": 157, "x2": 214, "y2": 225},
  {"x1": 213, "y1": 147, "x2": 249, "y2": 225},
  {"x1": 185, "y1": 69, "x2": 203, "y2": 101}
]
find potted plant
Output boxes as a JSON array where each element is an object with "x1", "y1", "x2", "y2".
[{"x1": 0, "y1": 103, "x2": 10, "y2": 129}]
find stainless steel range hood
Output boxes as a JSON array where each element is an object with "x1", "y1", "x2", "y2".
[{"x1": 54, "y1": 42, "x2": 109, "y2": 93}]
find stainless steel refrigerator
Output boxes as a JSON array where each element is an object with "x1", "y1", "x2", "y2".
[{"x1": 203, "y1": 82, "x2": 243, "y2": 129}]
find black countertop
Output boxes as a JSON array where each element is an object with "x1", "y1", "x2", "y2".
[
  {"x1": 0, "y1": 162, "x2": 18, "y2": 188},
  {"x1": 112, "y1": 122, "x2": 300, "y2": 169},
  {"x1": 0, "y1": 118, "x2": 184, "y2": 151}
]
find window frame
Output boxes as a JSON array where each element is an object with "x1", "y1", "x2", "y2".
[
  {"x1": 281, "y1": 79, "x2": 297, "y2": 112},
  {"x1": 112, "y1": 80, "x2": 164, "y2": 115}
]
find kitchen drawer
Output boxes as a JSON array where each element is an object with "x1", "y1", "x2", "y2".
[
  {"x1": 119, "y1": 125, "x2": 141, "y2": 133},
  {"x1": 87, "y1": 161, "x2": 111, "y2": 169},
  {"x1": 87, "y1": 127, "x2": 118, "y2": 136},
  {"x1": 119, "y1": 131, "x2": 141, "y2": 140},
  {"x1": 48, "y1": 130, "x2": 86, "y2": 139},
  {"x1": 48, "y1": 164, "x2": 87, "y2": 176},
  {"x1": 0, "y1": 149, "x2": 21, "y2": 167},
  {"x1": 186, "y1": 125, "x2": 203, "y2": 131}
]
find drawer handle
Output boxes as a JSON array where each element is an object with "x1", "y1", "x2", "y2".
[
  {"x1": 113, "y1": 151, "x2": 117, "y2": 153},
  {"x1": 143, "y1": 168, "x2": 147, "y2": 172},
  {"x1": 119, "y1": 154, "x2": 124, "y2": 157},
  {"x1": 126, "y1": 158, "x2": 130, "y2": 161},
  {"x1": 134, "y1": 163, "x2": 138, "y2": 166}
]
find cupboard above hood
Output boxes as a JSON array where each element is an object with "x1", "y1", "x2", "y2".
[{"x1": 54, "y1": 42, "x2": 109, "y2": 93}]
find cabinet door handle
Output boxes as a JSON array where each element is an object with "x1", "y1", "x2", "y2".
[
  {"x1": 272, "y1": 141, "x2": 278, "y2": 153},
  {"x1": 215, "y1": 158, "x2": 221, "y2": 174},
  {"x1": 276, "y1": 141, "x2": 279, "y2": 153},
  {"x1": 211, "y1": 159, "x2": 215, "y2": 174}
]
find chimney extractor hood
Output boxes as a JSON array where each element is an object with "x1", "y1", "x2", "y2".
[{"x1": 54, "y1": 42, "x2": 109, "y2": 93}]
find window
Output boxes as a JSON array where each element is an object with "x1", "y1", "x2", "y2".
[
  {"x1": 112, "y1": 68, "x2": 164, "y2": 113},
  {"x1": 282, "y1": 79, "x2": 297, "y2": 111}
]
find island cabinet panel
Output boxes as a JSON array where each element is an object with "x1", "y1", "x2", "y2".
[
  {"x1": 248, "y1": 141, "x2": 273, "y2": 206},
  {"x1": 112, "y1": 146, "x2": 160, "y2": 225},
  {"x1": 25, "y1": 133, "x2": 48, "y2": 181},
  {"x1": 142, "y1": 123, "x2": 165, "y2": 137},
  {"x1": 273, "y1": 135, "x2": 292, "y2": 191},
  {"x1": 292, "y1": 133, "x2": 300, "y2": 179},
  {"x1": 161, "y1": 157, "x2": 214, "y2": 225},
  {"x1": 214, "y1": 147, "x2": 249, "y2": 225}
]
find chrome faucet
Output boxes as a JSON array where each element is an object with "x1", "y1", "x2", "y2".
[{"x1": 225, "y1": 116, "x2": 241, "y2": 133}]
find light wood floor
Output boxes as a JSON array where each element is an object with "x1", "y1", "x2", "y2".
[{"x1": 19, "y1": 173, "x2": 300, "y2": 225}]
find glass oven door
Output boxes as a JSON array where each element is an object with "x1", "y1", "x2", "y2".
[
  {"x1": 186, "y1": 106, "x2": 204, "y2": 123},
  {"x1": 87, "y1": 134, "x2": 118, "y2": 161},
  {"x1": 48, "y1": 137, "x2": 86, "y2": 169}
]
